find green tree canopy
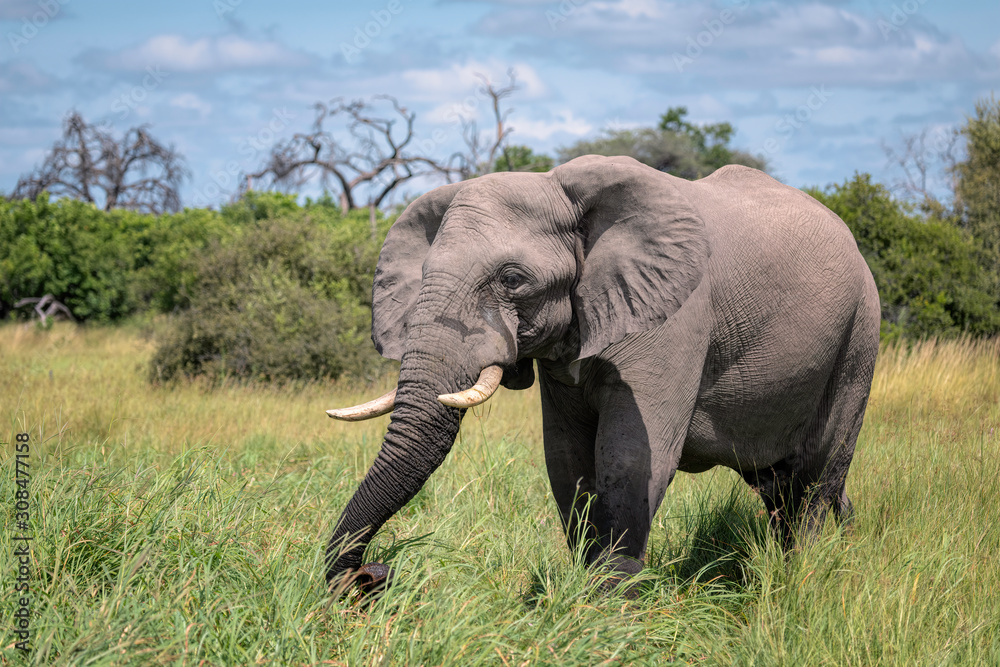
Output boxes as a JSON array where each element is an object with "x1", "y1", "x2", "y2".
[
  {"x1": 558, "y1": 106, "x2": 765, "y2": 180},
  {"x1": 954, "y1": 95, "x2": 1000, "y2": 276},
  {"x1": 492, "y1": 144, "x2": 554, "y2": 173}
]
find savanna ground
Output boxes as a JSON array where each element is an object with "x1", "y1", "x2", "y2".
[{"x1": 1, "y1": 323, "x2": 999, "y2": 666}]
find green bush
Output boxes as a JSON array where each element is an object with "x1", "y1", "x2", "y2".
[
  {"x1": 1, "y1": 195, "x2": 141, "y2": 321},
  {"x1": 132, "y1": 207, "x2": 235, "y2": 314},
  {"x1": 0, "y1": 195, "x2": 231, "y2": 321},
  {"x1": 218, "y1": 189, "x2": 302, "y2": 225},
  {"x1": 149, "y1": 205, "x2": 392, "y2": 384},
  {"x1": 808, "y1": 174, "x2": 1000, "y2": 340}
]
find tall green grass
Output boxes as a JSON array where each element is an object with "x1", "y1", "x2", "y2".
[{"x1": 2, "y1": 324, "x2": 999, "y2": 665}]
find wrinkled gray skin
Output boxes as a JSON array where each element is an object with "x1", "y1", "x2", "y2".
[{"x1": 326, "y1": 155, "x2": 879, "y2": 584}]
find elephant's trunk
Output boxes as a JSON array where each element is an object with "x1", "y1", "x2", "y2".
[
  {"x1": 326, "y1": 273, "x2": 517, "y2": 584},
  {"x1": 325, "y1": 349, "x2": 471, "y2": 581}
]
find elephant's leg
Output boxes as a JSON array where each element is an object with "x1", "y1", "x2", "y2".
[
  {"x1": 585, "y1": 282, "x2": 711, "y2": 575},
  {"x1": 798, "y1": 301, "x2": 878, "y2": 536},
  {"x1": 585, "y1": 381, "x2": 692, "y2": 576},
  {"x1": 745, "y1": 449, "x2": 851, "y2": 548},
  {"x1": 747, "y1": 299, "x2": 878, "y2": 546},
  {"x1": 538, "y1": 369, "x2": 600, "y2": 556},
  {"x1": 741, "y1": 461, "x2": 804, "y2": 548}
]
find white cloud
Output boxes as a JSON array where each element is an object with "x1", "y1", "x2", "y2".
[
  {"x1": 0, "y1": 60, "x2": 53, "y2": 93},
  {"x1": 507, "y1": 110, "x2": 593, "y2": 140},
  {"x1": 86, "y1": 34, "x2": 312, "y2": 73},
  {"x1": 170, "y1": 93, "x2": 212, "y2": 117},
  {"x1": 402, "y1": 59, "x2": 547, "y2": 100},
  {"x1": 476, "y1": 1, "x2": 997, "y2": 88},
  {"x1": 808, "y1": 46, "x2": 864, "y2": 66},
  {"x1": 589, "y1": 0, "x2": 664, "y2": 19}
]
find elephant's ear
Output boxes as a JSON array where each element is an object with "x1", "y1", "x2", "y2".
[
  {"x1": 371, "y1": 182, "x2": 465, "y2": 360},
  {"x1": 553, "y1": 155, "x2": 710, "y2": 359}
]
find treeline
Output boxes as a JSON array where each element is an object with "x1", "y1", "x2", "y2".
[
  {"x1": 3, "y1": 91, "x2": 998, "y2": 384},
  {"x1": 1, "y1": 192, "x2": 390, "y2": 383},
  {"x1": 3, "y1": 172, "x2": 998, "y2": 385}
]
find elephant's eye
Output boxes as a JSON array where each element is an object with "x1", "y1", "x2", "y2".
[{"x1": 500, "y1": 273, "x2": 524, "y2": 290}]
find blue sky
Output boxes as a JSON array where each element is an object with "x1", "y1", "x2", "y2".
[{"x1": 1, "y1": 0, "x2": 998, "y2": 207}]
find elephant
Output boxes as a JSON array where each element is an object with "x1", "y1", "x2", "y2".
[{"x1": 325, "y1": 154, "x2": 880, "y2": 590}]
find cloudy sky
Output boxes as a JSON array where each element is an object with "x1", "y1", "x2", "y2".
[{"x1": 1, "y1": 0, "x2": 997, "y2": 207}]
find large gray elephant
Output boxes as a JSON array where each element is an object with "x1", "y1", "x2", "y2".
[{"x1": 325, "y1": 155, "x2": 880, "y2": 589}]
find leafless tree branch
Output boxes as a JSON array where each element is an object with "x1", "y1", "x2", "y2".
[
  {"x1": 12, "y1": 112, "x2": 188, "y2": 214},
  {"x1": 14, "y1": 295, "x2": 75, "y2": 326},
  {"x1": 245, "y1": 70, "x2": 523, "y2": 209},
  {"x1": 245, "y1": 96, "x2": 457, "y2": 211},
  {"x1": 882, "y1": 127, "x2": 962, "y2": 212},
  {"x1": 449, "y1": 69, "x2": 520, "y2": 179}
]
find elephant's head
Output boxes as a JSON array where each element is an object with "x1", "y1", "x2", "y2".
[{"x1": 325, "y1": 155, "x2": 709, "y2": 584}]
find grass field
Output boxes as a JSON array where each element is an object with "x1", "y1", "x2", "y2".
[{"x1": 2, "y1": 323, "x2": 999, "y2": 665}]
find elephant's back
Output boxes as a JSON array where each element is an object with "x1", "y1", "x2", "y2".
[
  {"x1": 692, "y1": 165, "x2": 861, "y2": 263},
  {"x1": 686, "y1": 165, "x2": 870, "y2": 315}
]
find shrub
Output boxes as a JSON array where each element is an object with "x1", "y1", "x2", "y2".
[
  {"x1": 0, "y1": 195, "x2": 148, "y2": 321},
  {"x1": 149, "y1": 208, "x2": 392, "y2": 384},
  {"x1": 0, "y1": 195, "x2": 231, "y2": 321},
  {"x1": 132, "y1": 207, "x2": 235, "y2": 314}
]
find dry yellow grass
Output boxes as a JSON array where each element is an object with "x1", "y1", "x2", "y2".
[
  {"x1": 11, "y1": 325, "x2": 997, "y2": 456},
  {"x1": 871, "y1": 336, "x2": 1000, "y2": 418},
  {"x1": 1, "y1": 322, "x2": 545, "y2": 461}
]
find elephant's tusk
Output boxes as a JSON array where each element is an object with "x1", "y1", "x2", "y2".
[
  {"x1": 438, "y1": 365, "x2": 504, "y2": 409},
  {"x1": 327, "y1": 389, "x2": 396, "y2": 421}
]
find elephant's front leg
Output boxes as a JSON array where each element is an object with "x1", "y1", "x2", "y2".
[
  {"x1": 540, "y1": 352, "x2": 704, "y2": 579},
  {"x1": 586, "y1": 375, "x2": 687, "y2": 576},
  {"x1": 538, "y1": 368, "x2": 601, "y2": 557},
  {"x1": 585, "y1": 285, "x2": 712, "y2": 577}
]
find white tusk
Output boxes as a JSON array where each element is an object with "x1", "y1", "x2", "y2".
[
  {"x1": 438, "y1": 365, "x2": 504, "y2": 409},
  {"x1": 327, "y1": 389, "x2": 396, "y2": 421}
]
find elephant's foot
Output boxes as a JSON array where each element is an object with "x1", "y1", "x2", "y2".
[
  {"x1": 590, "y1": 552, "x2": 645, "y2": 600},
  {"x1": 594, "y1": 572, "x2": 644, "y2": 600}
]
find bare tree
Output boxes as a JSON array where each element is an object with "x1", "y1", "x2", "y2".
[
  {"x1": 12, "y1": 112, "x2": 188, "y2": 214},
  {"x1": 882, "y1": 127, "x2": 962, "y2": 213},
  {"x1": 452, "y1": 69, "x2": 520, "y2": 178},
  {"x1": 245, "y1": 95, "x2": 455, "y2": 212},
  {"x1": 245, "y1": 70, "x2": 524, "y2": 209}
]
